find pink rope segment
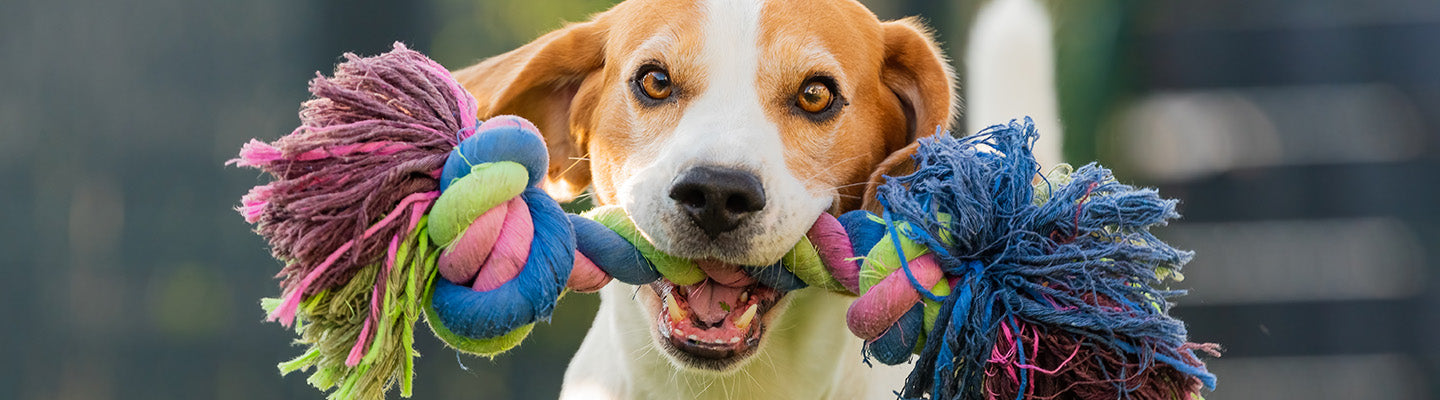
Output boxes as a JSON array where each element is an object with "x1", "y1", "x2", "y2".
[
  {"x1": 566, "y1": 251, "x2": 611, "y2": 293},
  {"x1": 471, "y1": 198, "x2": 534, "y2": 291},
  {"x1": 436, "y1": 200, "x2": 512, "y2": 284},
  {"x1": 807, "y1": 213, "x2": 861, "y2": 293},
  {"x1": 845, "y1": 254, "x2": 943, "y2": 340}
]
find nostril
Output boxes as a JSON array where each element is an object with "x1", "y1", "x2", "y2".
[
  {"x1": 669, "y1": 184, "x2": 708, "y2": 210},
  {"x1": 724, "y1": 191, "x2": 763, "y2": 214}
]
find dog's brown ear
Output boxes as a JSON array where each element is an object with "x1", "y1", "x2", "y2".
[
  {"x1": 452, "y1": 20, "x2": 607, "y2": 201},
  {"x1": 862, "y1": 17, "x2": 957, "y2": 212}
]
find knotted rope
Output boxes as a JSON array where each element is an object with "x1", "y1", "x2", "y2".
[
  {"x1": 233, "y1": 44, "x2": 1216, "y2": 400},
  {"x1": 416, "y1": 113, "x2": 908, "y2": 353}
]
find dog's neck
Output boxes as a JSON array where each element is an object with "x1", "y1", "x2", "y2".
[{"x1": 561, "y1": 284, "x2": 909, "y2": 400}]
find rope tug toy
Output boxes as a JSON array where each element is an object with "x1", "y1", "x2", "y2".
[{"x1": 234, "y1": 44, "x2": 1218, "y2": 400}]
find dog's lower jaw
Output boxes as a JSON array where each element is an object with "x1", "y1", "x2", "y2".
[{"x1": 560, "y1": 283, "x2": 912, "y2": 400}]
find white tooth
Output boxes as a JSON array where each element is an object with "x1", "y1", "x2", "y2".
[
  {"x1": 666, "y1": 295, "x2": 687, "y2": 322},
  {"x1": 730, "y1": 337, "x2": 741, "y2": 344},
  {"x1": 739, "y1": 291, "x2": 749, "y2": 303},
  {"x1": 735, "y1": 304, "x2": 758, "y2": 330},
  {"x1": 687, "y1": 334, "x2": 699, "y2": 341},
  {"x1": 713, "y1": 339, "x2": 726, "y2": 344},
  {"x1": 673, "y1": 328, "x2": 684, "y2": 337}
]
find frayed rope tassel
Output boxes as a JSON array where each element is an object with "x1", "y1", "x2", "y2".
[
  {"x1": 872, "y1": 119, "x2": 1220, "y2": 400},
  {"x1": 236, "y1": 43, "x2": 468, "y2": 400}
]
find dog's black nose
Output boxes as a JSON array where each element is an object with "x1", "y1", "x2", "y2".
[{"x1": 669, "y1": 166, "x2": 766, "y2": 238}]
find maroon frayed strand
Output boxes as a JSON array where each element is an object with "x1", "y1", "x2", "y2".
[
  {"x1": 233, "y1": 43, "x2": 467, "y2": 298},
  {"x1": 983, "y1": 305, "x2": 1221, "y2": 399}
]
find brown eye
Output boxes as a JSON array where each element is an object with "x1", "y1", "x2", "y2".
[
  {"x1": 797, "y1": 81, "x2": 834, "y2": 113},
  {"x1": 640, "y1": 69, "x2": 672, "y2": 100}
]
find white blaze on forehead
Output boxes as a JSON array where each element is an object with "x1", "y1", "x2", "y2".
[
  {"x1": 703, "y1": 0, "x2": 763, "y2": 73},
  {"x1": 618, "y1": 0, "x2": 830, "y2": 265},
  {"x1": 683, "y1": 0, "x2": 772, "y2": 165}
]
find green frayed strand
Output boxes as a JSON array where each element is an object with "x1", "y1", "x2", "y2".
[{"x1": 262, "y1": 217, "x2": 437, "y2": 400}]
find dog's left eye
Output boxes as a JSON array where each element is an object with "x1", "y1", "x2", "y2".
[
  {"x1": 794, "y1": 77, "x2": 843, "y2": 119},
  {"x1": 796, "y1": 81, "x2": 834, "y2": 113}
]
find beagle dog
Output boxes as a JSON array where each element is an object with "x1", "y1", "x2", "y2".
[{"x1": 451, "y1": 0, "x2": 1057, "y2": 398}]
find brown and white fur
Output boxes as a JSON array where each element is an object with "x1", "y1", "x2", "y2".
[{"x1": 451, "y1": 0, "x2": 1058, "y2": 398}]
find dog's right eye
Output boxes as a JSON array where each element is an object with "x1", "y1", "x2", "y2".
[{"x1": 634, "y1": 66, "x2": 673, "y2": 102}]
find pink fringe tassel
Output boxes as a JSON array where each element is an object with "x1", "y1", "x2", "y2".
[
  {"x1": 232, "y1": 140, "x2": 283, "y2": 167},
  {"x1": 267, "y1": 192, "x2": 438, "y2": 327}
]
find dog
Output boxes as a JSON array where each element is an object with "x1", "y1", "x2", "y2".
[{"x1": 451, "y1": 0, "x2": 1058, "y2": 398}]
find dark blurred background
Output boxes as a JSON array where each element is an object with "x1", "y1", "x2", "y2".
[{"x1": 2, "y1": 0, "x2": 1437, "y2": 399}]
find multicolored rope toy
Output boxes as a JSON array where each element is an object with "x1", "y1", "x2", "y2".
[{"x1": 233, "y1": 44, "x2": 1217, "y2": 400}]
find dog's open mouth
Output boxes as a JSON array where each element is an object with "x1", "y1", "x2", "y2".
[{"x1": 650, "y1": 261, "x2": 786, "y2": 366}]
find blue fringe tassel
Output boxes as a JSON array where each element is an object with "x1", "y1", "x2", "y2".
[{"x1": 871, "y1": 118, "x2": 1211, "y2": 399}]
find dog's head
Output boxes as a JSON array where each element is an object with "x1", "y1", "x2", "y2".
[{"x1": 456, "y1": 0, "x2": 953, "y2": 371}]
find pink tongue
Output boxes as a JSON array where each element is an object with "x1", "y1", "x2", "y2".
[
  {"x1": 696, "y1": 260, "x2": 757, "y2": 287},
  {"x1": 687, "y1": 280, "x2": 743, "y2": 325}
]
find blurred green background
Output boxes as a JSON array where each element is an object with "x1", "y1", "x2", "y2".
[{"x1": 2, "y1": 0, "x2": 1438, "y2": 399}]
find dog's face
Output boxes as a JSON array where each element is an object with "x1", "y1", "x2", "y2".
[{"x1": 456, "y1": 0, "x2": 952, "y2": 371}]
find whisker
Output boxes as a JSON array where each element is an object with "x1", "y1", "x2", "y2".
[
  {"x1": 743, "y1": 368, "x2": 762, "y2": 394},
  {"x1": 827, "y1": 181, "x2": 872, "y2": 191},
  {"x1": 698, "y1": 375, "x2": 716, "y2": 397},
  {"x1": 555, "y1": 152, "x2": 592, "y2": 178},
  {"x1": 800, "y1": 153, "x2": 871, "y2": 183}
]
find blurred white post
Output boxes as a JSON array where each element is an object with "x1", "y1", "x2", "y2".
[{"x1": 966, "y1": 0, "x2": 1063, "y2": 167}]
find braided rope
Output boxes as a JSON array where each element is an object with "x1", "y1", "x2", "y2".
[
  {"x1": 236, "y1": 45, "x2": 1216, "y2": 400},
  {"x1": 420, "y1": 116, "x2": 917, "y2": 356}
]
